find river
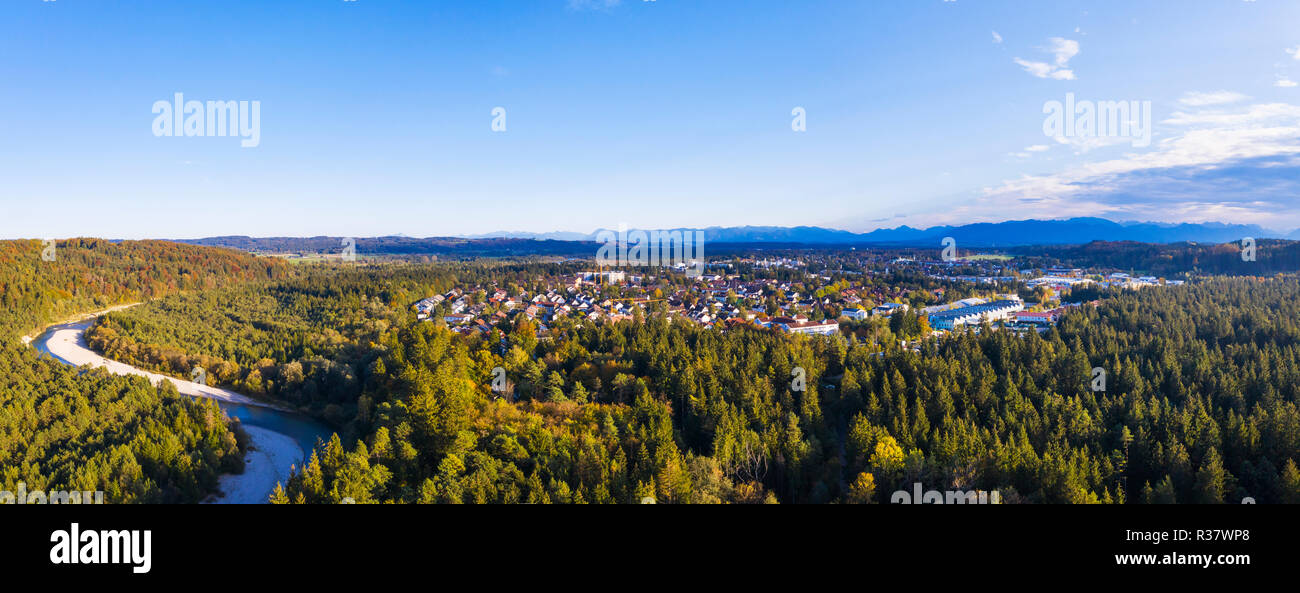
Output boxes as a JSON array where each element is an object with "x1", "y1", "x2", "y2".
[{"x1": 28, "y1": 318, "x2": 332, "y2": 503}]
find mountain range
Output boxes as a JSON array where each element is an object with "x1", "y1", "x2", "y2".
[{"x1": 464, "y1": 218, "x2": 1299, "y2": 247}]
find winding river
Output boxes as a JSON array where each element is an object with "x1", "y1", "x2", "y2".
[{"x1": 28, "y1": 316, "x2": 332, "y2": 504}]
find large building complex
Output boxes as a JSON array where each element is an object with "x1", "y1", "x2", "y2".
[{"x1": 927, "y1": 299, "x2": 1025, "y2": 330}]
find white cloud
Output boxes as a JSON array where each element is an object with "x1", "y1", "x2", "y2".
[
  {"x1": 1288, "y1": 46, "x2": 1300, "y2": 61},
  {"x1": 1047, "y1": 37, "x2": 1079, "y2": 67},
  {"x1": 921, "y1": 100, "x2": 1300, "y2": 227},
  {"x1": 1014, "y1": 58, "x2": 1056, "y2": 78},
  {"x1": 992, "y1": 31, "x2": 1003, "y2": 44},
  {"x1": 1164, "y1": 102, "x2": 1300, "y2": 126},
  {"x1": 1009, "y1": 145, "x2": 1052, "y2": 159},
  {"x1": 1014, "y1": 38, "x2": 1079, "y2": 80},
  {"x1": 1051, "y1": 134, "x2": 1138, "y2": 153},
  {"x1": 1178, "y1": 90, "x2": 1250, "y2": 107},
  {"x1": 1278, "y1": 76, "x2": 1298, "y2": 89}
]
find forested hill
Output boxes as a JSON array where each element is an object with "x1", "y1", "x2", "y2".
[
  {"x1": 1011, "y1": 240, "x2": 1300, "y2": 277},
  {"x1": 177, "y1": 236, "x2": 597, "y2": 258},
  {"x1": 0, "y1": 239, "x2": 291, "y2": 503},
  {"x1": 0, "y1": 238, "x2": 290, "y2": 337}
]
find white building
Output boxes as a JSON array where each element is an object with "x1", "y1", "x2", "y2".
[
  {"x1": 927, "y1": 300, "x2": 1024, "y2": 330},
  {"x1": 1027, "y1": 276, "x2": 1094, "y2": 289},
  {"x1": 781, "y1": 320, "x2": 840, "y2": 336},
  {"x1": 871, "y1": 303, "x2": 909, "y2": 317}
]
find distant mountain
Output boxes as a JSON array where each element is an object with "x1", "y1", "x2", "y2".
[
  {"x1": 462, "y1": 230, "x2": 592, "y2": 241},
  {"x1": 181, "y1": 218, "x2": 1294, "y2": 255},
  {"x1": 852, "y1": 218, "x2": 1282, "y2": 247},
  {"x1": 477, "y1": 218, "x2": 1290, "y2": 247},
  {"x1": 588, "y1": 226, "x2": 868, "y2": 244}
]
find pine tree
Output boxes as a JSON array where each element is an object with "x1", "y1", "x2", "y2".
[
  {"x1": 1280, "y1": 459, "x2": 1300, "y2": 505},
  {"x1": 1193, "y1": 448, "x2": 1226, "y2": 504},
  {"x1": 269, "y1": 482, "x2": 290, "y2": 504}
]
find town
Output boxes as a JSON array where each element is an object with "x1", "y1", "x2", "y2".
[{"x1": 410, "y1": 250, "x2": 1187, "y2": 342}]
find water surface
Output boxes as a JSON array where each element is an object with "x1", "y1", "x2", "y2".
[{"x1": 30, "y1": 321, "x2": 333, "y2": 464}]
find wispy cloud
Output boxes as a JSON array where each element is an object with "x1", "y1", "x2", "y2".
[
  {"x1": 1014, "y1": 38, "x2": 1079, "y2": 80},
  {"x1": 918, "y1": 99, "x2": 1300, "y2": 228},
  {"x1": 1178, "y1": 90, "x2": 1250, "y2": 107},
  {"x1": 992, "y1": 31, "x2": 1003, "y2": 44},
  {"x1": 1008, "y1": 145, "x2": 1051, "y2": 159},
  {"x1": 1164, "y1": 101, "x2": 1299, "y2": 126}
]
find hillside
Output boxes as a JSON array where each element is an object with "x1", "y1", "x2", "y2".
[
  {"x1": 0, "y1": 239, "x2": 292, "y2": 502},
  {"x1": 0, "y1": 238, "x2": 290, "y2": 337}
]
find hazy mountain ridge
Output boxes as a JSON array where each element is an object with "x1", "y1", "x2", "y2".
[
  {"x1": 466, "y1": 218, "x2": 1288, "y2": 247},
  {"x1": 174, "y1": 218, "x2": 1293, "y2": 254}
]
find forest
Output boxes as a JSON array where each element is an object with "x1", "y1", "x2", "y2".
[
  {"x1": 83, "y1": 260, "x2": 1300, "y2": 503},
  {"x1": 179, "y1": 235, "x2": 598, "y2": 258},
  {"x1": 1012, "y1": 239, "x2": 1300, "y2": 277},
  {"x1": 0, "y1": 239, "x2": 289, "y2": 502}
]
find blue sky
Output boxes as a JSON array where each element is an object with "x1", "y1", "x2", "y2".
[{"x1": 2, "y1": 0, "x2": 1299, "y2": 239}]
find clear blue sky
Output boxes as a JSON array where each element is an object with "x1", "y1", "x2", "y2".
[{"x1": 2, "y1": 0, "x2": 1299, "y2": 239}]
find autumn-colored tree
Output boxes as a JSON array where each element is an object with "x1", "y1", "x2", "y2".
[{"x1": 847, "y1": 472, "x2": 876, "y2": 504}]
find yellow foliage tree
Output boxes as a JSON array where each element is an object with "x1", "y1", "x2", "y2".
[
  {"x1": 848, "y1": 472, "x2": 876, "y2": 504},
  {"x1": 870, "y1": 435, "x2": 905, "y2": 474}
]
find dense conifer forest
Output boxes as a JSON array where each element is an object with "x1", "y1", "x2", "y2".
[
  {"x1": 0, "y1": 239, "x2": 289, "y2": 502},
  {"x1": 78, "y1": 260, "x2": 1300, "y2": 504}
]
